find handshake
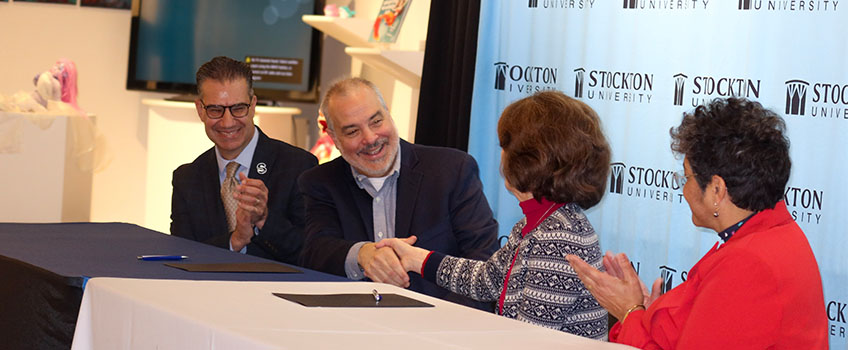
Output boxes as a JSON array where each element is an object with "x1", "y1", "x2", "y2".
[{"x1": 357, "y1": 235, "x2": 431, "y2": 288}]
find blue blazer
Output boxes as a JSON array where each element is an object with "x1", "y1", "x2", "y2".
[
  {"x1": 170, "y1": 128, "x2": 317, "y2": 264},
  {"x1": 298, "y1": 140, "x2": 499, "y2": 310}
]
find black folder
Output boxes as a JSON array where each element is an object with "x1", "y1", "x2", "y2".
[
  {"x1": 273, "y1": 293, "x2": 434, "y2": 308},
  {"x1": 164, "y1": 262, "x2": 301, "y2": 273}
]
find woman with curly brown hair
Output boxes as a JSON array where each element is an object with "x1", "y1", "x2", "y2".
[
  {"x1": 376, "y1": 90, "x2": 611, "y2": 340},
  {"x1": 568, "y1": 97, "x2": 828, "y2": 349}
]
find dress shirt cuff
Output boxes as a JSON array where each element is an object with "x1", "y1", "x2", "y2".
[
  {"x1": 345, "y1": 241, "x2": 368, "y2": 280},
  {"x1": 421, "y1": 251, "x2": 447, "y2": 283},
  {"x1": 228, "y1": 239, "x2": 248, "y2": 254}
]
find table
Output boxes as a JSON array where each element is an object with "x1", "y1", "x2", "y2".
[
  {"x1": 0, "y1": 222, "x2": 343, "y2": 350},
  {"x1": 72, "y1": 278, "x2": 635, "y2": 350}
]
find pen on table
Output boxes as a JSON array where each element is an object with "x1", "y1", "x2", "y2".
[
  {"x1": 137, "y1": 255, "x2": 189, "y2": 261},
  {"x1": 372, "y1": 289, "x2": 382, "y2": 302}
]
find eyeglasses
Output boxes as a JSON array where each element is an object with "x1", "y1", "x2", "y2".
[
  {"x1": 200, "y1": 100, "x2": 252, "y2": 119},
  {"x1": 672, "y1": 171, "x2": 697, "y2": 187}
]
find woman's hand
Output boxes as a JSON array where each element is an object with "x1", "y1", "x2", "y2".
[
  {"x1": 566, "y1": 252, "x2": 650, "y2": 320},
  {"x1": 374, "y1": 236, "x2": 430, "y2": 274},
  {"x1": 602, "y1": 251, "x2": 663, "y2": 308}
]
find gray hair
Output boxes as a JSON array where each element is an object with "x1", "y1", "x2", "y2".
[{"x1": 319, "y1": 77, "x2": 388, "y2": 131}]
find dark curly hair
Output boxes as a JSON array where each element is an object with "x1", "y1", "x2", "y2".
[
  {"x1": 498, "y1": 91, "x2": 611, "y2": 209},
  {"x1": 670, "y1": 97, "x2": 790, "y2": 211},
  {"x1": 195, "y1": 56, "x2": 254, "y2": 97}
]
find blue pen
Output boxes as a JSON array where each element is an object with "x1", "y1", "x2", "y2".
[{"x1": 137, "y1": 255, "x2": 189, "y2": 261}]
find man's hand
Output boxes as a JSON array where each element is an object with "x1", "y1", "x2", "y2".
[
  {"x1": 233, "y1": 172, "x2": 268, "y2": 229},
  {"x1": 358, "y1": 242, "x2": 410, "y2": 288},
  {"x1": 230, "y1": 208, "x2": 254, "y2": 251},
  {"x1": 374, "y1": 236, "x2": 428, "y2": 273}
]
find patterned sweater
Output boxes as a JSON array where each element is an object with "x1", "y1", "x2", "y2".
[{"x1": 422, "y1": 203, "x2": 608, "y2": 340}]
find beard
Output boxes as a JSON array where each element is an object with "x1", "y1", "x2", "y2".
[{"x1": 348, "y1": 137, "x2": 399, "y2": 177}]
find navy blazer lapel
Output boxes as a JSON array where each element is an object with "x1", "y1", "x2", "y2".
[
  {"x1": 200, "y1": 149, "x2": 228, "y2": 233},
  {"x1": 340, "y1": 160, "x2": 376, "y2": 240},
  {"x1": 395, "y1": 140, "x2": 422, "y2": 239},
  {"x1": 248, "y1": 128, "x2": 275, "y2": 184}
]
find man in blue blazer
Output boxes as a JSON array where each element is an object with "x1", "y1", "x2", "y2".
[
  {"x1": 298, "y1": 78, "x2": 499, "y2": 310},
  {"x1": 171, "y1": 56, "x2": 316, "y2": 264}
]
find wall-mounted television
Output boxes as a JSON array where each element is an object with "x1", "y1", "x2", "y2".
[{"x1": 127, "y1": 0, "x2": 322, "y2": 103}]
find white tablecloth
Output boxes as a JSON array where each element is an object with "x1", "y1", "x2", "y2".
[{"x1": 72, "y1": 278, "x2": 635, "y2": 350}]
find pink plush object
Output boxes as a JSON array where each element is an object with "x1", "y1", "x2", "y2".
[
  {"x1": 50, "y1": 59, "x2": 81, "y2": 112},
  {"x1": 323, "y1": 4, "x2": 339, "y2": 17}
]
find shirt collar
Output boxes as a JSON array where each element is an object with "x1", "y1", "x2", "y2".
[
  {"x1": 717, "y1": 211, "x2": 757, "y2": 243},
  {"x1": 519, "y1": 197, "x2": 565, "y2": 236},
  {"x1": 215, "y1": 125, "x2": 259, "y2": 177}
]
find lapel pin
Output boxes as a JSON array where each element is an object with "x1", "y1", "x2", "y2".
[{"x1": 256, "y1": 162, "x2": 268, "y2": 175}]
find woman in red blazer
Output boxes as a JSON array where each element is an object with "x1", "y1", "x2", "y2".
[{"x1": 567, "y1": 97, "x2": 828, "y2": 349}]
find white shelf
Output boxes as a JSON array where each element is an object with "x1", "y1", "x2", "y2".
[
  {"x1": 303, "y1": 15, "x2": 424, "y2": 88},
  {"x1": 344, "y1": 47, "x2": 424, "y2": 88},
  {"x1": 302, "y1": 15, "x2": 375, "y2": 48}
]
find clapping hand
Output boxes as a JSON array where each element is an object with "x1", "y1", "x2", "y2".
[
  {"x1": 234, "y1": 172, "x2": 268, "y2": 229},
  {"x1": 566, "y1": 252, "x2": 661, "y2": 320},
  {"x1": 601, "y1": 251, "x2": 662, "y2": 308}
]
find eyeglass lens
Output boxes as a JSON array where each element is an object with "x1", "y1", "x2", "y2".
[{"x1": 205, "y1": 103, "x2": 250, "y2": 118}]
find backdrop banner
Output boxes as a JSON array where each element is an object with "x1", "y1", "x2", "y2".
[{"x1": 468, "y1": 1, "x2": 847, "y2": 348}]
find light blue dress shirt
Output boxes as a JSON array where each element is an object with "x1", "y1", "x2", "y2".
[
  {"x1": 214, "y1": 126, "x2": 260, "y2": 253},
  {"x1": 344, "y1": 151, "x2": 401, "y2": 280}
]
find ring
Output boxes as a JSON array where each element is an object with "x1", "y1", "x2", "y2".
[{"x1": 255, "y1": 198, "x2": 260, "y2": 205}]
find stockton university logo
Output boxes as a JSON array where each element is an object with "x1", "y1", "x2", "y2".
[
  {"x1": 605, "y1": 161, "x2": 685, "y2": 203},
  {"x1": 624, "y1": 0, "x2": 709, "y2": 9},
  {"x1": 493, "y1": 61, "x2": 558, "y2": 94},
  {"x1": 827, "y1": 299, "x2": 847, "y2": 338},
  {"x1": 659, "y1": 265, "x2": 678, "y2": 294},
  {"x1": 610, "y1": 162, "x2": 625, "y2": 194},
  {"x1": 785, "y1": 80, "x2": 809, "y2": 116},
  {"x1": 739, "y1": 0, "x2": 839, "y2": 11},
  {"x1": 494, "y1": 62, "x2": 508, "y2": 91},
  {"x1": 574, "y1": 68, "x2": 586, "y2": 98},
  {"x1": 674, "y1": 73, "x2": 761, "y2": 107},
  {"x1": 574, "y1": 67, "x2": 653, "y2": 104},
  {"x1": 673, "y1": 73, "x2": 688, "y2": 106},
  {"x1": 529, "y1": 0, "x2": 596, "y2": 8}
]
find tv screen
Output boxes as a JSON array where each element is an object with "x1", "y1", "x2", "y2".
[{"x1": 127, "y1": 0, "x2": 322, "y2": 102}]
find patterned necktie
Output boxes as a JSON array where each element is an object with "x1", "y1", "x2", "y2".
[{"x1": 221, "y1": 161, "x2": 240, "y2": 232}]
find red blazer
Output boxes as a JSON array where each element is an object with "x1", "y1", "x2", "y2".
[{"x1": 611, "y1": 201, "x2": 828, "y2": 349}]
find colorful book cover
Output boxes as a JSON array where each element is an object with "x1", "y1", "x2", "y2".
[{"x1": 369, "y1": 0, "x2": 412, "y2": 43}]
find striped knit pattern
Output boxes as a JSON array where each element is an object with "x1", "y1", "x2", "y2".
[{"x1": 435, "y1": 203, "x2": 608, "y2": 340}]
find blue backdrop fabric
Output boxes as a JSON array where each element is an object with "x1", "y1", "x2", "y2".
[{"x1": 468, "y1": 1, "x2": 847, "y2": 348}]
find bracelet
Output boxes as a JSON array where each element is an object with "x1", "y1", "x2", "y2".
[{"x1": 620, "y1": 304, "x2": 645, "y2": 324}]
